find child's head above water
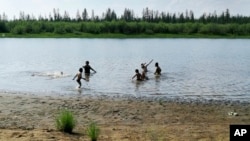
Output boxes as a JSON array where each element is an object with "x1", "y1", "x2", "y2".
[
  {"x1": 86, "y1": 61, "x2": 89, "y2": 65},
  {"x1": 135, "y1": 69, "x2": 139, "y2": 73},
  {"x1": 79, "y1": 68, "x2": 83, "y2": 72}
]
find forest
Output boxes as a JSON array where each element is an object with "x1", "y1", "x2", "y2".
[{"x1": 0, "y1": 8, "x2": 250, "y2": 37}]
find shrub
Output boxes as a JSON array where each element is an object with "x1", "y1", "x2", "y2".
[
  {"x1": 145, "y1": 29, "x2": 154, "y2": 34},
  {"x1": 11, "y1": 25, "x2": 26, "y2": 34},
  {"x1": 56, "y1": 109, "x2": 76, "y2": 133},
  {"x1": 54, "y1": 24, "x2": 66, "y2": 34},
  {"x1": 86, "y1": 122, "x2": 100, "y2": 141}
]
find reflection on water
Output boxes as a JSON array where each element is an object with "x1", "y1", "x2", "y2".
[{"x1": 0, "y1": 38, "x2": 250, "y2": 101}]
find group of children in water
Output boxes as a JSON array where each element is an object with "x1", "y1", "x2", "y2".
[
  {"x1": 73, "y1": 61, "x2": 96, "y2": 88},
  {"x1": 73, "y1": 60, "x2": 161, "y2": 88},
  {"x1": 132, "y1": 59, "x2": 161, "y2": 81}
]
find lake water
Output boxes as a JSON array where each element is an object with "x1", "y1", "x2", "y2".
[{"x1": 0, "y1": 38, "x2": 250, "y2": 101}]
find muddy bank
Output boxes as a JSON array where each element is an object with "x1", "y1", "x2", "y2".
[{"x1": 0, "y1": 93, "x2": 249, "y2": 140}]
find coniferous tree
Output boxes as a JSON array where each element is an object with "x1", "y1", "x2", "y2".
[
  {"x1": 122, "y1": 8, "x2": 134, "y2": 22},
  {"x1": 82, "y1": 8, "x2": 88, "y2": 21},
  {"x1": 76, "y1": 10, "x2": 81, "y2": 21},
  {"x1": 225, "y1": 9, "x2": 230, "y2": 23}
]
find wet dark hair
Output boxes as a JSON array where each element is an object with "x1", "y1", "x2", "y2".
[
  {"x1": 155, "y1": 62, "x2": 159, "y2": 66},
  {"x1": 86, "y1": 61, "x2": 89, "y2": 64},
  {"x1": 79, "y1": 68, "x2": 83, "y2": 72},
  {"x1": 135, "y1": 69, "x2": 139, "y2": 73}
]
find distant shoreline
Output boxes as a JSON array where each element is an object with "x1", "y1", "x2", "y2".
[{"x1": 1, "y1": 33, "x2": 250, "y2": 39}]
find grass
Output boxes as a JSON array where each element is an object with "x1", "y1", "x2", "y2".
[
  {"x1": 56, "y1": 109, "x2": 76, "y2": 133},
  {"x1": 86, "y1": 121, "x2": 100, "y2": 141}
]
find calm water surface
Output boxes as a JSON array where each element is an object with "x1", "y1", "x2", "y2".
[{"x1": 0, "y1": 38, "x2": 250, "y2": 101}]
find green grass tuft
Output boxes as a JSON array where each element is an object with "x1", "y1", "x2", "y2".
[
  {"x1": 86, "y1": 121, "x2": 100, "y2": 141},
  {"x1": 56, "y1": 109, "x2": 76, "y2": 133}
]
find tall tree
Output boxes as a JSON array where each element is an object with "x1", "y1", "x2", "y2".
[
  {"x1": 122, "y1": 8, "x2": 134, "y2": 21},
  {"x1": 179, "y1": 13, "x2": 185, "y2": 23},
  {"x1": 53, "y1": 8, "x2": 61, "y2": 21},
  {"x1": 63, "y1": 11, "x2": 70, "y2": 21},
  {"x1": 104, "y1": 8, "x2": 116, "y2": 21},
  {"x1": 225, "y1": 9, "x2": 230, "y2": 23},
  {"x1": 91, "y1": 10, "x2": 95, "y2": 21},
  {"x1": 82, "y1": 8, "x2": 88, "y2": 21},
  {"x1": 76, "y1": 10, "x2": 81, "y2": 21},
  {"x1": 0, "y1": 12, "x2": 8, "y2": 21},
  {"x1": 111, "y1": 10, "x2": 117, "y2": 21},
  {"x1": 19, "y1": 11, "x2": 25, "y2": 20},
  {"x1": 189, "y1": 10, "x2": 195, "y2": 22}
]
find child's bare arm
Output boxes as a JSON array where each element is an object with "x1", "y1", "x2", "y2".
[
  {"x1": 72, "y1": 74, "x2": 77, "y2": 80},
  {"x1": 132, "y1": 74, "x2": 136, "y2": 79},
  {"x1": 90, "y1": 67, "x2": 97, "y2": 73},
  {"x1": 146, "y1": 59, "x2": 153, "y2": 67}
]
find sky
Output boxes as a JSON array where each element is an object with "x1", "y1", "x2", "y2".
[{"x1": 0, "y1": 0, "x2": 250, "y2": 20}]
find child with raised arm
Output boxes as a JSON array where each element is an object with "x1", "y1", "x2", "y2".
[
  {"x1": 140, "y1": 59, "x2": 153, "y2": 80},
  {"x1": 141, "y1": 59, "x2": 153, "y2": 73},
  {"x1": 73, "y1": 68, "x2": 86, "y2": 88}
]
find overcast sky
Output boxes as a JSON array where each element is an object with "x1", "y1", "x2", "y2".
[{"x1": 0, "y1": 0, "x2": 250, "y2": 19}]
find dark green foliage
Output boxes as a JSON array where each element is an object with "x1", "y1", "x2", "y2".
[
  {"x1": 11, "y1": 25, "x2": 26, "y2": 34},
  {"x1": 2, "y1": 20, "x2": 250, "y2": 36},
  {"x1": 54, "y1": 26, "x2": 65, "y2": 34},
  {"x1": 1, "y1": 8, "x2": 250, "y2": 36},
  {"x1": 0, "y1": 21, "x2": 8, "y2": 32}
]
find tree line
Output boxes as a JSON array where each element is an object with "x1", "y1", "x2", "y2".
[{"x1": 0, "y1": 8, "x2": 250, "y2": 36}]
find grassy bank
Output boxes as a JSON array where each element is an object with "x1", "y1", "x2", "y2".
[{"x1": 1, "y1": 32, "x2": 250, "y2": 38}]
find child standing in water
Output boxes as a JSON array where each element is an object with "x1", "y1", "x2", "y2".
[
  {"x1": 132, "y1": 69, "x2": 142, "y2": 81},
  {"x1": 83, "y1": 61, "x2": 97, "y2": 75},
  {"x1": 141, "y1": 59, "x2": 153, "y2": 80},
  {"x1": 154, "y1": 62, "x2": 161, "y2": 75},
  {"x1": 73, "y1": 68, "x2": 86, "y2": 88},
  {"x1": 82, "y1": 61, "x2": 97, "y2": 81},
  {"x1": 141, "y1": 59, "x2": 153, "y2": 73}
]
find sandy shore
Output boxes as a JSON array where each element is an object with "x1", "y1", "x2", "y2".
[{"x1": 0, "y1": 93, "x2": 249, "y2": 141}]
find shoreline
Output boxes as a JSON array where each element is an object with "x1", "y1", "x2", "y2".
[
  {"x1": 0, "y1": 92, "x2": 250, "y2": 140},
  {"x1": 1, "y1": 33, "x2": 250, "y2": 39},
  {"x1": 1, "y1": 90, "x2": 249, "y2": 105}
]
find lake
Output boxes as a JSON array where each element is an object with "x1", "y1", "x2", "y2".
[{"x1": 0, "y1": 38, "x2": 250, "y2": 101}]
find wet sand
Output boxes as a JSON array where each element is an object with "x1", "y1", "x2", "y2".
[{"x1": 0, "y1": 93, "x2": 249, "y2": 141}]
